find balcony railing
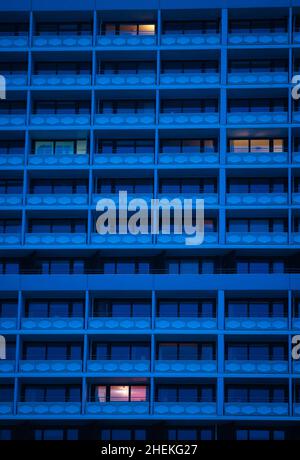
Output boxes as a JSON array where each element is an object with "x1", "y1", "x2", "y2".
[
  {"x1": 26, "y1": 194, "x2": 88, "y2": 207},
  {"x1": 225, "y1": 360, "x2": 288, "y2": 374},
  {"x1": 293, "y1": 152, "x2": 300, "y2": 164},
  {"x1": 19, "y1": 360, "x2": 82, "y2": 373},
  {"x1": 28, "y1": 153, "x2": 89, "y2": 167},
  {"x1": 225, "y1": 317, "x2": 288, "y2": 331},
  {"x1": 0, "y1": 154, "x2": 24, "y2": 167},
  {"x1": 292, "y1": 318, "x2": 300, "y2": 330},
  {"x1": 88, "y1": 317, "x2": 151, "y2": 330},
  {"x1": 227, "y1": 112, "x2": 288, "y2": 124},
  {"x1": 159, "y1": 112, "x2": 219, "y2": 126},
  {"x1": 94, "y1": 113, "x2": 155, "y2": 127},
  {"x1": 154, "y1": 401, "x2": 217, "y2": 416},
  {"x1": 293, "y1": 113, "x2": 300, "y2": 123},
  {"x1": 292, "y1": 233, "x2": 300, "y2": 244},
  {"x1": 0, "y1": 234, "x2": 21, "y2": 245},
  {"x1": 160, "y1": 72, "x2": 219, "y2": 85},
  {"x1": 228, "y1": 72, "x2": 288, "y2": 85},
  {"x1": 0, "y1": 114, "x2": 26, "y2": 126},
  {"x1": 86, "y1": 401, "x2": 149, "y2": 415},
  {"x1": 96, "y1": 74, "x2": 156, "y2": 86},
  {"x1": 25, "y1": 233, "x2": 87, "y2": 245},
  {"x1": 0, "y1": 360, "x2": 15, "y2": 373},
  {"x1": 31, "y1": 74, "x2": 91, "y2": 87},
  {"x1": 0, "y1": 317, "x2": 17, "y2": 330},
  {"x1": 226, "y1": 193, "x2": 288, "y2": 206},
  {"x1": 228, "y1": 32, "x2": 288, "y2": 45},
  {"x1": 0, "y1": 194, "x2": 22, "y2": 206},
  {"x1": 0, "y1": 35, "x2": 28, "y2": 48},
  {"x1": 87, "y1": 359, "x2": 150, "y2": 373},
  {"x1": 157, "y1": 193, "x2": 218, "y2": 206},
  {"x1": 91, "y1": 233, "x2": 152, "y2": 245},
  {"x1": 155, "y1": 360, "x2": 217, "y2": 373},
  {"x1": 32, "y1": 35, "x2": 92, "y2": 48},
  {"x1": 0, "y1": 403, "x2": 13, "y2": 416},
  {"x1": 224, "y1": 402, "x2": 288, "y2": 416},
  {"x1": 97, "y1": 35, "x2": 156, "y2": 47},
  {"x1": 5, "y1": 74, "x2": 27, "y2": 87},
  {"x1": 155, "y1": 317, "x2": 217, "y2": 330},
  {"x1": 30, "y1": 114, "x2": 90, "y2": 127},
  {"x1": 92, "y1": 193, "x2": 153, "y2": 206},
  {"x1": 157, "y1": 232, "x2": 218, "y2": 245},
  {"x1": 94, "y1": 152, "x2": 153, "y2": 166},
  {"x1": 21, "y1": 317, "x2": 84, "y2": 330},
  {"x1": 227, "y1": 151, "x2": 288, "y2": 165},
  {"x1": 226, "y1": 232, "x2": 288, "y2": 245},
  {"x1": 161, "y1": 34, "x2": 220, "y2": 46},
  {"x1": 159, "y1": 152, "x2": 219, "y2": 165},
  {"x1": 18, "y1": 402, "x2": 82, "y2": 415},
  {"x1": 294, "y1": 32, "x2": 300, "y2": 44}
]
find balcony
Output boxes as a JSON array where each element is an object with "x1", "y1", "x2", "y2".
[
  {"x1": 159, "y1": 152, "x2": 219, "y2": 166},
  {"x1": 94, "y1": 113, "x2": 155, "y2": 127},
  {"x1": 28, "y1": 153, "x2": 89, "y2": 167},
  {"x1": 26, "y1": 194, "x2": 88, "y2": 207},
  {"x1": 292, "y1": 193, "x2": 300, "y2": 205},
  {"x1": 154, "y1": 402, "x2": 217, "y2": 416},
  {"x1": 155, "y1": 317, "x2": 217, "y2": 330},
  {"x1": 292, "y1": 361, "x2": 300, "y2": 374},
  {"x1": 0, "y1": 35, "x2": 28, "y2": 48},
  {"x1": 227, "y1": 151, "x2": 288, "y2": 165},
  {"x1": 5, "y1": 74, "x2": 27, "y2": 87},
  {"x1": 86, "y1": 401, "x2": 149, "y2": 415},
  {"x1": 96, "y1": 74, "x2": 156, "y2": 87},
  {"x1": 292, "y1": 233, "x2": 300, "y2": 244},
  {"x1": 226, "y1": 232, "x2": 288, "y2": 245},
  {"x1": 227, "y1": 112, "x2": 287, "y2": 124},
  {"x1": 30, "y1": 114, "x2": 90, "y2": 127},
  {"x1": 19, "y1": 360, "x2": 82, "y2": 374},
  {"x1": 18, "y1": 402, "x2": 81, "y2": 416},
  {"x1": 31, "y1": 74, "x2": 91, "y2": 87},
  {"x1": 0, "y1": 194, "x2": 22, "y2": 207},
  {"x1": 161, "y1": 34, "x2": 220, "y2": 46},
  {"x1": 156, "y1": 232, "x2": 218, "y2": 245},
  {"x1": 0, "y1": 317, "x2": 17, "y2": 330},
  {"x1": 228, "y1": 32, "x2": 288, "y2": 46},
  {"x1": 159, "y1": 112, "x2": 219, "y2": 126},
  {"x1": 294, "y1": 32, "x2": 300, "y2": 44},
  {"x1": 226, "y1": 193, "x2": 288, "y2": 206},
  {"x1": 292, "y1": 318, "x2": 300, "y2": 330},
  {"x1": 0, "y1": 403, "x2": 13, "y2": 416},
  {"x1": 25, "y1": 233, "x2": 87, "y2": 245},
  {"x1": 32, "y1": 35, "x2": 92, "y2": 48},
  {"x1": 294, "y1": 404, "x2": 300, "y2": 415},
  {"x1": 0, "y1": 154, "x2": 24, "y2": 167},
  {"x1": 21, "y1": 317, "x2": 84, "y2": 330},
  {"x1": 160, "y1": 73, "x2": 219, "y2": 86},
  {"x1": 0, "y1": 360, "x2": 15, "y2": 373},
  {"x1": 0, "y1": 114, "x2": 26, "y2": 127},
  {"x1": 0, "y1": 234, "x2": 21, "y2": 245},
  {"x1": 224, "y1": 402, "x2": 288, "y2": 416},
  {"x1": 92, "y1": 193, "x2": 153, "y2": 206},
  {"x1": 94, "y1": 152, "x2": 153, "y2": 166},
  {"x1": 157, "y1": 193, "x2": 218, "y2": 206},
  {"x1": 91, "y1": 233, "x2": 152, "y2": 245},
  {"x1": 97, "y1": 35, "x2": 156, "y2": 47},
  {"x1": 293, "y1": 153, "x2": 300, "y2": 164},
  {"x1": 293, "y1": 113, "x2": 300, "y2": 123},
  {"x1": 228, "y1": 72, "x2": 288, "y2": 85},
  {"x1": 88, "y1": 317, "x2": 151, "y2": 330},
  {"x1": 225, "y1": 317, "x2": 288, "y2": 331},
  {"x1": 225, "y1": 360, "x2": 288, "y2": 374},
  {"x1": 155, "y1": 360, "x2": 217, "y2": 374},
  {"x1": 87, "y1": 360, "x2": 150, "y2": 373}
]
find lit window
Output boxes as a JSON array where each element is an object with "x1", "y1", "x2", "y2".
[
  {"x1": 97, "y1": 386, "x2": 106, "y2": 402},
  {"x1": 131, "y1": 386, "x2": 147, "y2": 402},
  {"x1": 110, "y1": 385, "x2": 129, "y2": 402},
  {"x1": 139, "y1": 24, "x2": 155, "y2": 35},
  {"x1": 250, "y1": 139, "x2": 269, "y2": 153}
]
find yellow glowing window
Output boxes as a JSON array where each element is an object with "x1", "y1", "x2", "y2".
[
  {"x1": 120, "y1": 24, "x2": 137, "y2": 35},
  {"x1": 250, "y1": 139, "x2": 270, "y2": 153},
  {"x1": 231, "y1": 140, "x2": 249, "y2": 153},
  {"x1": 273, "y1": 139, "x2": 284, "y2": 152},
  {"x1": 139, "y1": 24, "x2": 155, "y2": 35}
]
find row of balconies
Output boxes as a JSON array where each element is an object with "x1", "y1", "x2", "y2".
[
  {"x1": 3, "y1": 400, "x2": 300, "y2": 418},
  {"x1": 1, "y1": 232, "x2": 300, "y2": 246},
  {"x1": 1, "y1": 192, "x2": 300, "y2": 208},
  {"x1": 0, "y1": 316, "x2": 299, "y2": 331},
  {"x1": 1, "y1": 359, "x2": 300, "y2": 375},
  {"x1": 0, "y1": 32, "x2": 299, "y2": 49},
  {"x1": 1, "y1": 151, "x2": 300, "y2": 167},
  {"x1": 3, "y1": 71, "x2": 294, "y2": 88}
]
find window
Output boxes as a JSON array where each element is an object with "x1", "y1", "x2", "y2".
[
  {"x1": 102, "y1": 23, "x2": 155, "y2": 36},
  {"x1": 157, "y1": 342, "x2": 215, "y2": 360},
  {"x1": 236, "y1": 259, "x2": 285, "y2": 274},
  {"x1": 228, "y1": 99, "x2": 287, "y2": 113},
  {"x1": 100, "y1": 61, "x2": 155, "y2": 75},
  {"x1": 97, "y1": 139, "x2": 154, "y2": 155},
  {"x1": 100, "y1": 428, "x2": 146, "y2": 441},
  {"x1": 93, "y1": 385, "x2": 148, "y2": 402},
  {"x1": 0, "y1": 219, "x2": 21, "y2": 234},
  {"x1": 161, "y1": 139, "x2": 217, "y2": 154},
  {"x1": 22, "y1": 385, "x2": 81, "y2": 402},
  {"x1": 95, "y1": 178, "x2": 153, "y2": 194},
  {"x1": 25, "y1": 300, "x2": 84, "y2": 318},
  {"x1": 100, "y1": 259, "x2": 151, "y2": 275},
  {"x1": 35, "y1": 61, "x2": 90, "y2": 75},
  {"x1": 91, "y1": 342, "x2": 150, "y2": 360},
  {"x1": 98, "y1": 100, "x2": 155, "y2": 114},
  {"x1": 92, "y1": 300, "x2": 151, "y2": 318},
  {"x1": 30, "y1": 179, "x2": 88, "y2": 194},
  {"x1": 226, "y1": 342, "x2": 287, "y2": 361},
  {"x1": 229, "y1": 59, "x2": 287, "y2": 74},
  {"x1": 0, "y1": 101, "x2": 26, "y2": 115},
  {"x1": 167, "y1": 258, "x2": 215, "y2": 274},
  {"x1": 226, "y1": 385, "x2": 287, "y2": 403},
  {"x1": 23, "y1": 342, "x2": 82, "y2": 360},
  {"x1": 161, "y1": 99, "x2": 218, "y2": 114},
  {"x1": 226, "y1": 300, "x2": 287, "y2": 319},
  {"x1": 227, "y1": 178, "x2": 286, "y2": 194},
  {"x1": 0, "y1": 300, "x2": 17, "y2": 318},
  {"x1": 161, "y1": 60, "x2": 219, "y2": 74},
  {"x1": 156, "y1": 385, "x2": 215, "y2": 403},
  {"x1": 36, "y1": 22, "x2": 92, "y2": 36},
  {"x1": 33, "y1": 139, "x2": 87, "y2": 155},
  {"x1": 159, "y1": 178, "x2": 216, "y2": 194},
  {"x1": 229, "y1": 19, "x2": 287, "y2": 34},
  {"x1": 28, "y1": 218, "x2": 86, "y2": 234},
  {"x1": 227, "y1": 218, "x2": 287, "y2": 233},
  {"x1": 158, "y1": 300, "x2": 215, "y2": 318},
  {"x1": 163, "y1": 20, "x2": 219, "y2": 35},
  {"x1": 0, "y1": 22, "x2": 28, "y2": 36},
  {"x1": 0, "y1": 140, "x2": 24, "y2": 156}
]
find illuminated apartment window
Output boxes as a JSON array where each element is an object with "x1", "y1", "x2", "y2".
[
  {"x1": 96, "y1": 385, "x2": 148, "y2": 402},
  {"x1": 33, "y1": 140, "x2": 87, "y2": 155},
  {"x1": 102, "y1": 23, "x2": 155, "y2": 36},
  {"x1": 229, "y1": 139, "x2": 284, "y2": 153}
]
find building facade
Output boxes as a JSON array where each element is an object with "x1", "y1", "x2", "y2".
[{"x1": 0, "y1": 0, "x2": 300, "y2": 441}]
